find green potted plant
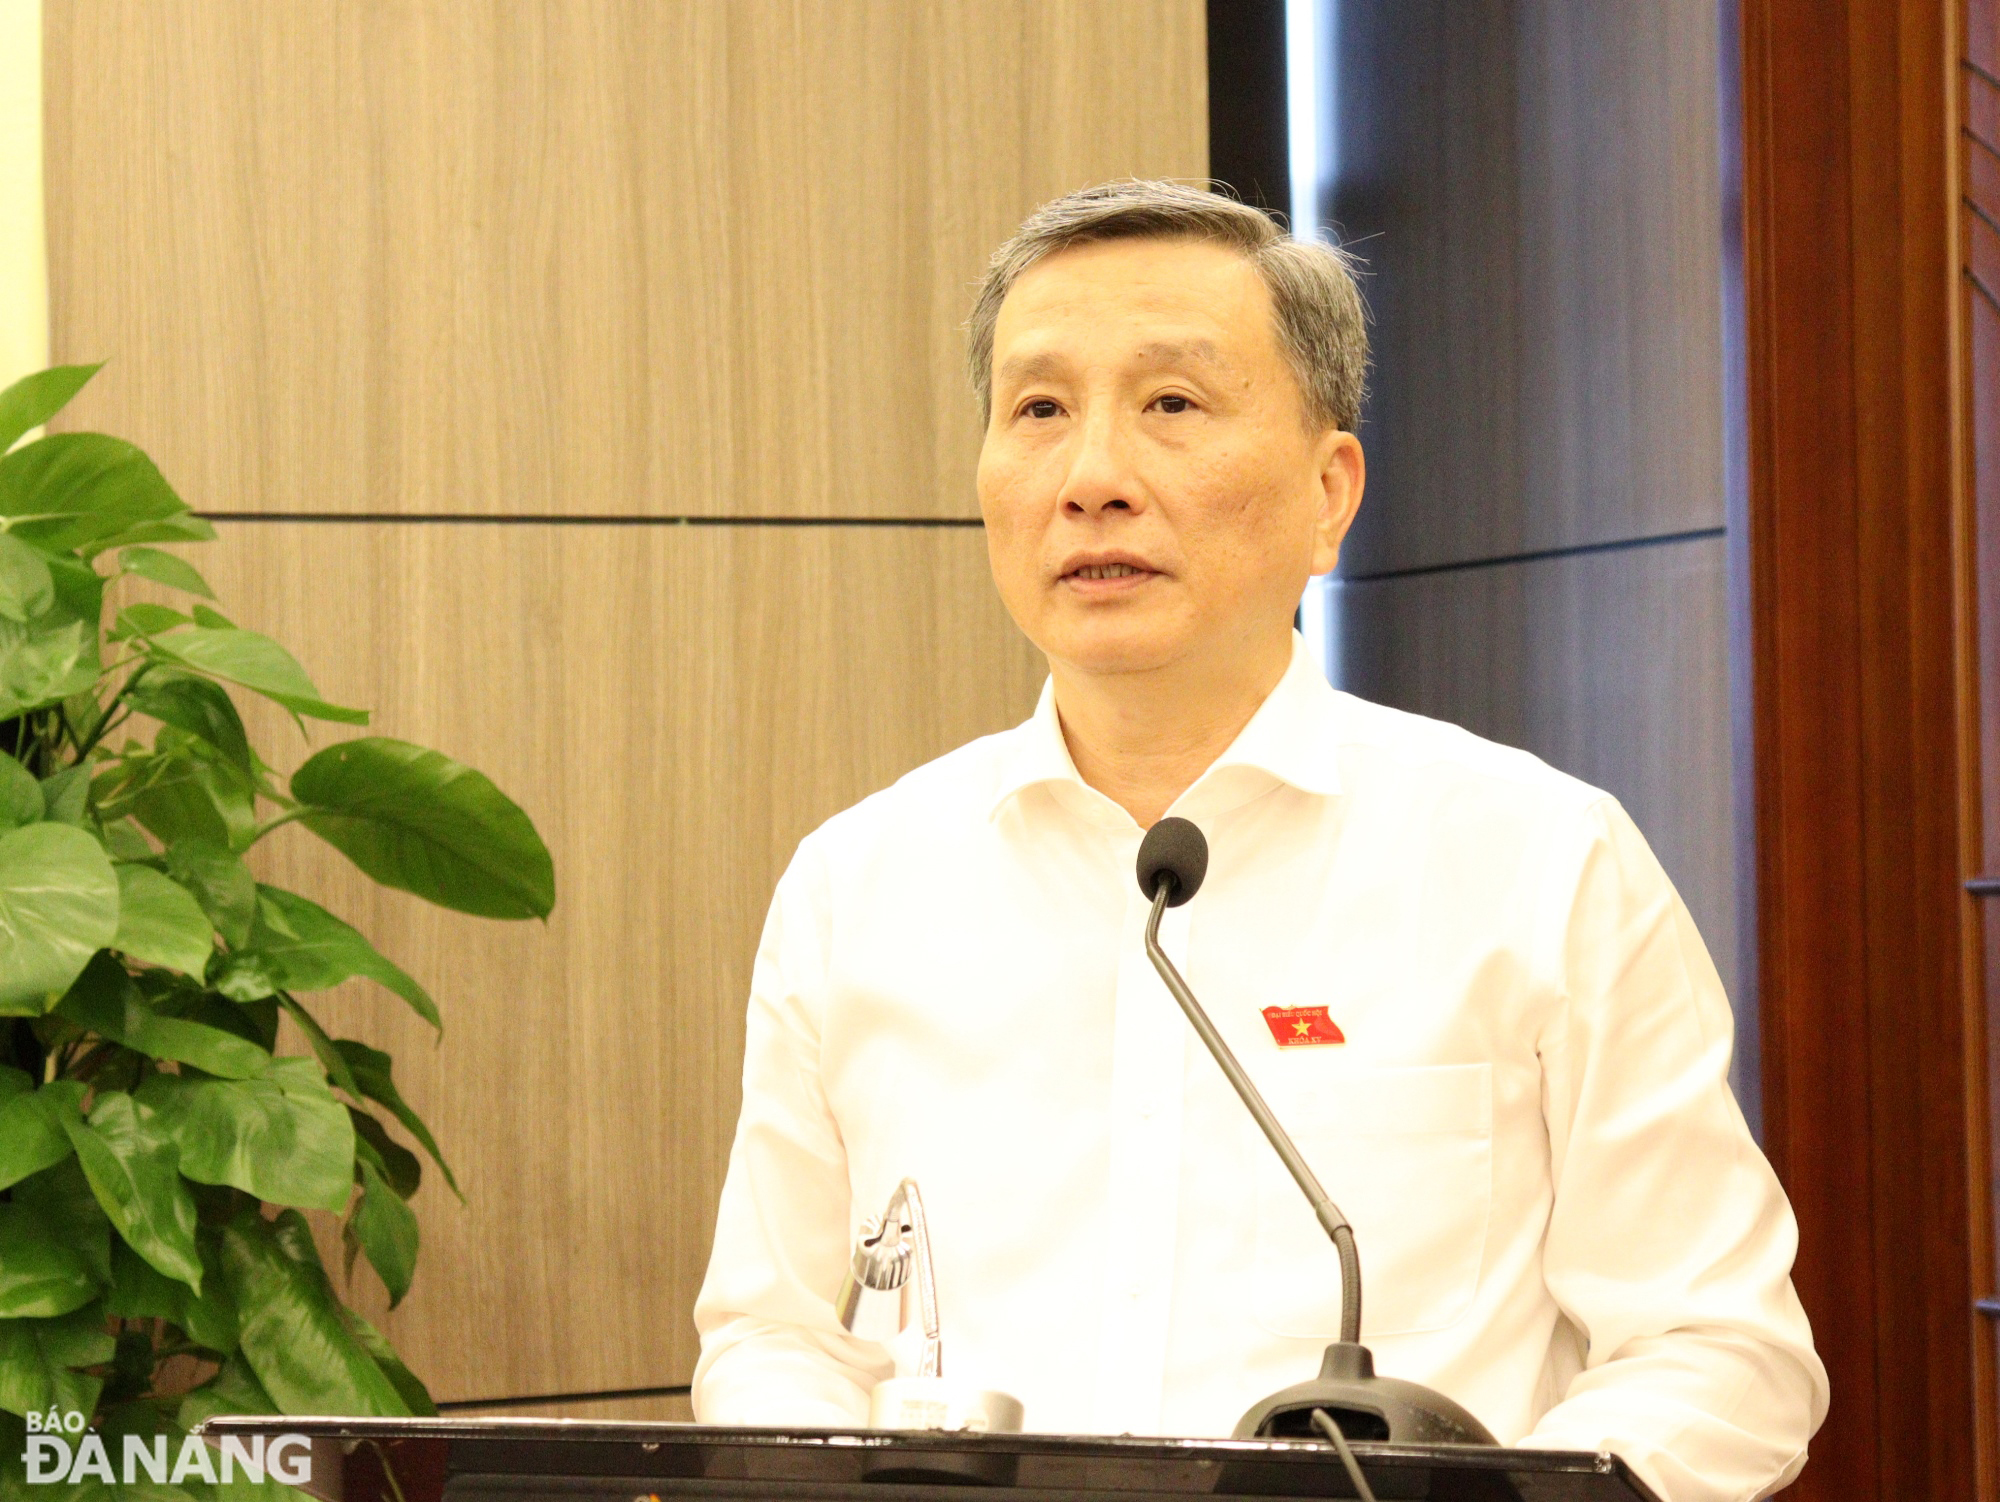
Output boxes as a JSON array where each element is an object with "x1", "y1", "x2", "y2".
[{"x1": 0, "y1": 364, "x2": 554, "y2": 1495}]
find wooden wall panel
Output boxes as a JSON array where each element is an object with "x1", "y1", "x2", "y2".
[
  {"x1": 1332, "y1": 0, "x2": 1727, "y2": 577},
  {"x1": 168, "y1": 520, "x2": 1043, "y2": 1404},
  {"x1": 45, "y1": 0, "x2": 1201, "y2": 1411},
  {"x1": 1740, "y1": 0, "x2": 1976, "y2": 1495},
  {"x1": 42, "y1": 0, "x2": 1208, "y2": 520},
  {"x1": 1336, "y1": 537, "x2": 1745, "y2": 1096}
]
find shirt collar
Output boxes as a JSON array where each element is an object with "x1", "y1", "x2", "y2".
[{"x1": 987, "y1": 633, "x2": 1345, "y2": 825}]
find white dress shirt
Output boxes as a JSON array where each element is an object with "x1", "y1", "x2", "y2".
[{"x1": 691, "y1": 637, "x2": 1828, "y2": 1502}]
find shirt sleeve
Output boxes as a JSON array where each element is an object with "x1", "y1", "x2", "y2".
[
  {"x1": 1520, "y1": 798, "x2": 1829, "y2": 1501},
  {"x1": 691, "y1": 836, "x2": 894, "y2": 1424}
]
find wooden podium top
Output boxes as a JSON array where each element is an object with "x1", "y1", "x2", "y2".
[{"x1": 195, "y1": 1415, "x2": 1664, "y2": 1502}]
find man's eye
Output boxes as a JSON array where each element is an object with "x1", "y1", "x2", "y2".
[
  {"x1": 1024, "y1": 399, "x2": 1062, "y2": 420},
  {"x1": 1155, "y1": 394, "x2": 1193, "y2": 414}
]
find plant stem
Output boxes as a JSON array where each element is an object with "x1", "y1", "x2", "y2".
[
  {"x1": 367, "y1": 1441, "x2": 411, "y2": 1502},
  {"x1": 73, "y1": 662, "x2": 151, "y2": 759},
  {"x1": 246, "y1": 806, "x2": 312, "y2": 846}
]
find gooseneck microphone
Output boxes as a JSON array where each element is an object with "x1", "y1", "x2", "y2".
[
  {"x1": 1134, "y1": 817, "x2": 1497, "y2": 1449},
  {"x1": 1136, "y1": 818, "x2": 1363, "y2": 1344}
]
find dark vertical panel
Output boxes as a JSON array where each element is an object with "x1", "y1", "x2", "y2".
[
  {"x1": 1332, "y1": 0, "x2": 1726, "y2": 577},
  {"x1": 1718, "y1": 0, "x2": 1761, "y2": 1138},
  {"x1": 1206, "y1": 0, "x2": 1290, "y2": 212},
  {"x1": 1968, "y1": 4, "x2": 2000, "y2": 1484},
  {"x1": 1977, "y1": 279, "x2": 2000, "y2": 878},
  {"x1": 1332, "y1": 2, "x2": 1523, "y2": 573},
  {"x1": 1328, "y1": 0, "x2": 1744, "y2": 1069}
]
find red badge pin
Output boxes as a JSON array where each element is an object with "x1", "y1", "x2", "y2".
[{"x1": 1262, "y1": 1005, "x2": 1346, "y2": 1047}]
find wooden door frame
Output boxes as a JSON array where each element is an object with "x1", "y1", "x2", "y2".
[{"x1": 1740, "y1": 0, "x2": 1990, "y2": 1496}]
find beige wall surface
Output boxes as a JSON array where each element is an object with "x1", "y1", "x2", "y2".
[
  {"x1": 0, "y1": 0, "x2": 45, "y2": 389},
  {"x1": 179, "y1": 522, "x2": 1047, "y2": 1403},
  {"x1": 46, "y1": 1, "x2": 1207, "y2": 521},
  {"x1": 44, "y1": 0, "x2": 1207, "y2": 1403}
]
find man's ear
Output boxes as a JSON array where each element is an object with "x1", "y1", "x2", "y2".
[{"x1": 1309, "y1": 430, "x2": 1366, "y2": 577}]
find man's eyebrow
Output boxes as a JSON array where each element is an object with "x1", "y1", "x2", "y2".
[
  {"x1": 1132, "y1": 339, "x2": 1224, "y2": 367},
  {"x1": 995, "y1": 350, "x2": 1069, "y2": 387},
  {"x1": 995, "y1": 339, "x2": 1226, "y2": 388}
]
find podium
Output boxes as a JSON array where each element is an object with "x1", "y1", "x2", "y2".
[{"x1": 196, "y1": 1416, "x2": 1664, "y2": 1502}]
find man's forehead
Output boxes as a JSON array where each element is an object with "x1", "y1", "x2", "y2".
[
  {"x1": 995, "y1": 337, "x2": 1229, "y2": 385},
  {"x1": 990, "y1": 239, "x2": 1275, "y2": 375}
]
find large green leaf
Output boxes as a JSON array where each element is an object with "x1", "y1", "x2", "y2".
[
  {"x1": 104, "y1": 1237, "x2": 185, "y2": 1322},
  {"x1": 60, "y1": 1090, "x2": 203, "y2": 1292},
  {"x1": 0, "y1": 1204, "x2": 101, "y2": 1318},
  {"x1": 349, "y1": 1110, "x2": 420, "y2": 1199},
  {"x1": 109, "y1": 743, "x2": 258, "y2": 853},
  {"x1": 0, "y1": 755, "x2": 40, "y2": 830},
  {"x1": 55, "y1": 953, "x2": 268, "y2": 1080},
  {"x1": 0, "y1": 1304, "x2": 114, "y2": 1419},
  {"x1": 183, "y1": 1235, "x2": 242, "y2": 1357},
  {"x1": 119, "y1": 547, "x2": 215, "y2": 600},
  {"x1": 0, "y1": 364, "x2": 100, "y2": 455},
  {"x1": 0, "y1": 533, "x2": 53, "y2": 623},
  {"x1": 96, "y1": 512, "x2": 216, "y2": 551},
  {"x1": 44, "y1": 553, "x2": 105, "y2": 631},
  {"x1": 0, "y1": 614, "x2": 98, "y2": 721},
  {"x1": 39, "y1": 765, "x2": 89, "y2": 826},
  {"x1": 291, "y1": 738, "x2": 553, "y2": 919},
  {"x1": 112, "y1": 864, "x2": 216, "y2": 977},
  {"x1": 0, "y1": 1081, "x2": 83, "y2": 1191},
  {"x1": 124, "y1": 673, "x2": 254, "y2": 780},
  {"x1": 111, "y1": 602, "x2": 194, "y2": 640},
  {"x1": 333, "y1": 1040, "x2": 457, "y2": 1198},
  {"x1": 13, "y1": 1158, "x2": 113, "y2": 1289},
  {"x1": 0, "y1": 433, "x2": 187, "y2": 556},
  {"x1": 347, "y1": 1158, "x2": 418, "y2": 1308},
  {"x1": 178, "y1": 1352, "x2": 277, "y2": 1428},
  {"x1": 137, "y1": 1059, "x2": 354, "y2": 1212},
  {"x1": 143, "y1": 627, "x2": 367, "y2": 725},
  {"x1": 0, "y1": 822, "x2": 119, "y2": 1014},
  {"x1": 165, "y1": 839, "x2": 257, "y2": 948},
  {"x1": 215, "y1": 887, "x2": 438, "y2": 1029},
  {"x1": 218, "y1": 1209, "x2": 410, "y2": 1417},
  {"x1": 341, "y1": 1308, "x2": 436, "y2": 1416},
  {"x1": 104, "y1": 1238, "x2": 239, "y2": 1356}
]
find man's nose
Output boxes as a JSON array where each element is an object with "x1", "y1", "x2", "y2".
[{"x1": 1053, "y1": 409, "x2": 1143, "y2": 517}]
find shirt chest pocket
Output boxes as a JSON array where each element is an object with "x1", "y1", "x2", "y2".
[{"x1": 1247, "y1": 1062, "x2": 1493, "y2": 1340}]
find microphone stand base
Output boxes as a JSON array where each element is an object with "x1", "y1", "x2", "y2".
[
  {"x1": 863, "y1": 1379, "x2": 1026, "y2": 1487},
  {"x1": 1233, "y1": 1342, "x2": 1498, "y2": 1446},
  {"x1": 867, "y1": 1377, "x2": 1025, "y2": 1435}
]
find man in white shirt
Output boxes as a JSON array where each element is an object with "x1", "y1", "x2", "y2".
[{"x1": 691, "y1": 180, "x2": 1828, "y2": 1501}]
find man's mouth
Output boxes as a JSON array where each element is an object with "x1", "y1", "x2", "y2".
[{"x1": 1068, "y1": 562, "x2": 1148, "y2": 581}]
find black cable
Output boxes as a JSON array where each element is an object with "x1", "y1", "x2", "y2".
[{"x1": 1310, "y1": 1409, "x2": 1378, "y2": 1502}]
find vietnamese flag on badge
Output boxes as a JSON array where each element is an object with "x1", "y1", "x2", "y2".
[{"x1": 1262, "y1": 1005, "x2": 1346, "y2": 1047}]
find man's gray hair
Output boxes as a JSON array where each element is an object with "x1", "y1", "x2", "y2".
[{"x1": 967, "y1": 179, "x2": 1369, "y2": 433}]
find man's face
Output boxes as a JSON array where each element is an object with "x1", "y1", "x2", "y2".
[{"x1": 977, "y1": 236, "x2": 1363, "y2": 683}]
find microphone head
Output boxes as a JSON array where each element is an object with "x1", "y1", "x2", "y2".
[{"x1": 1136, "y1": 817, "x2": 1209, "y2": 907}]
